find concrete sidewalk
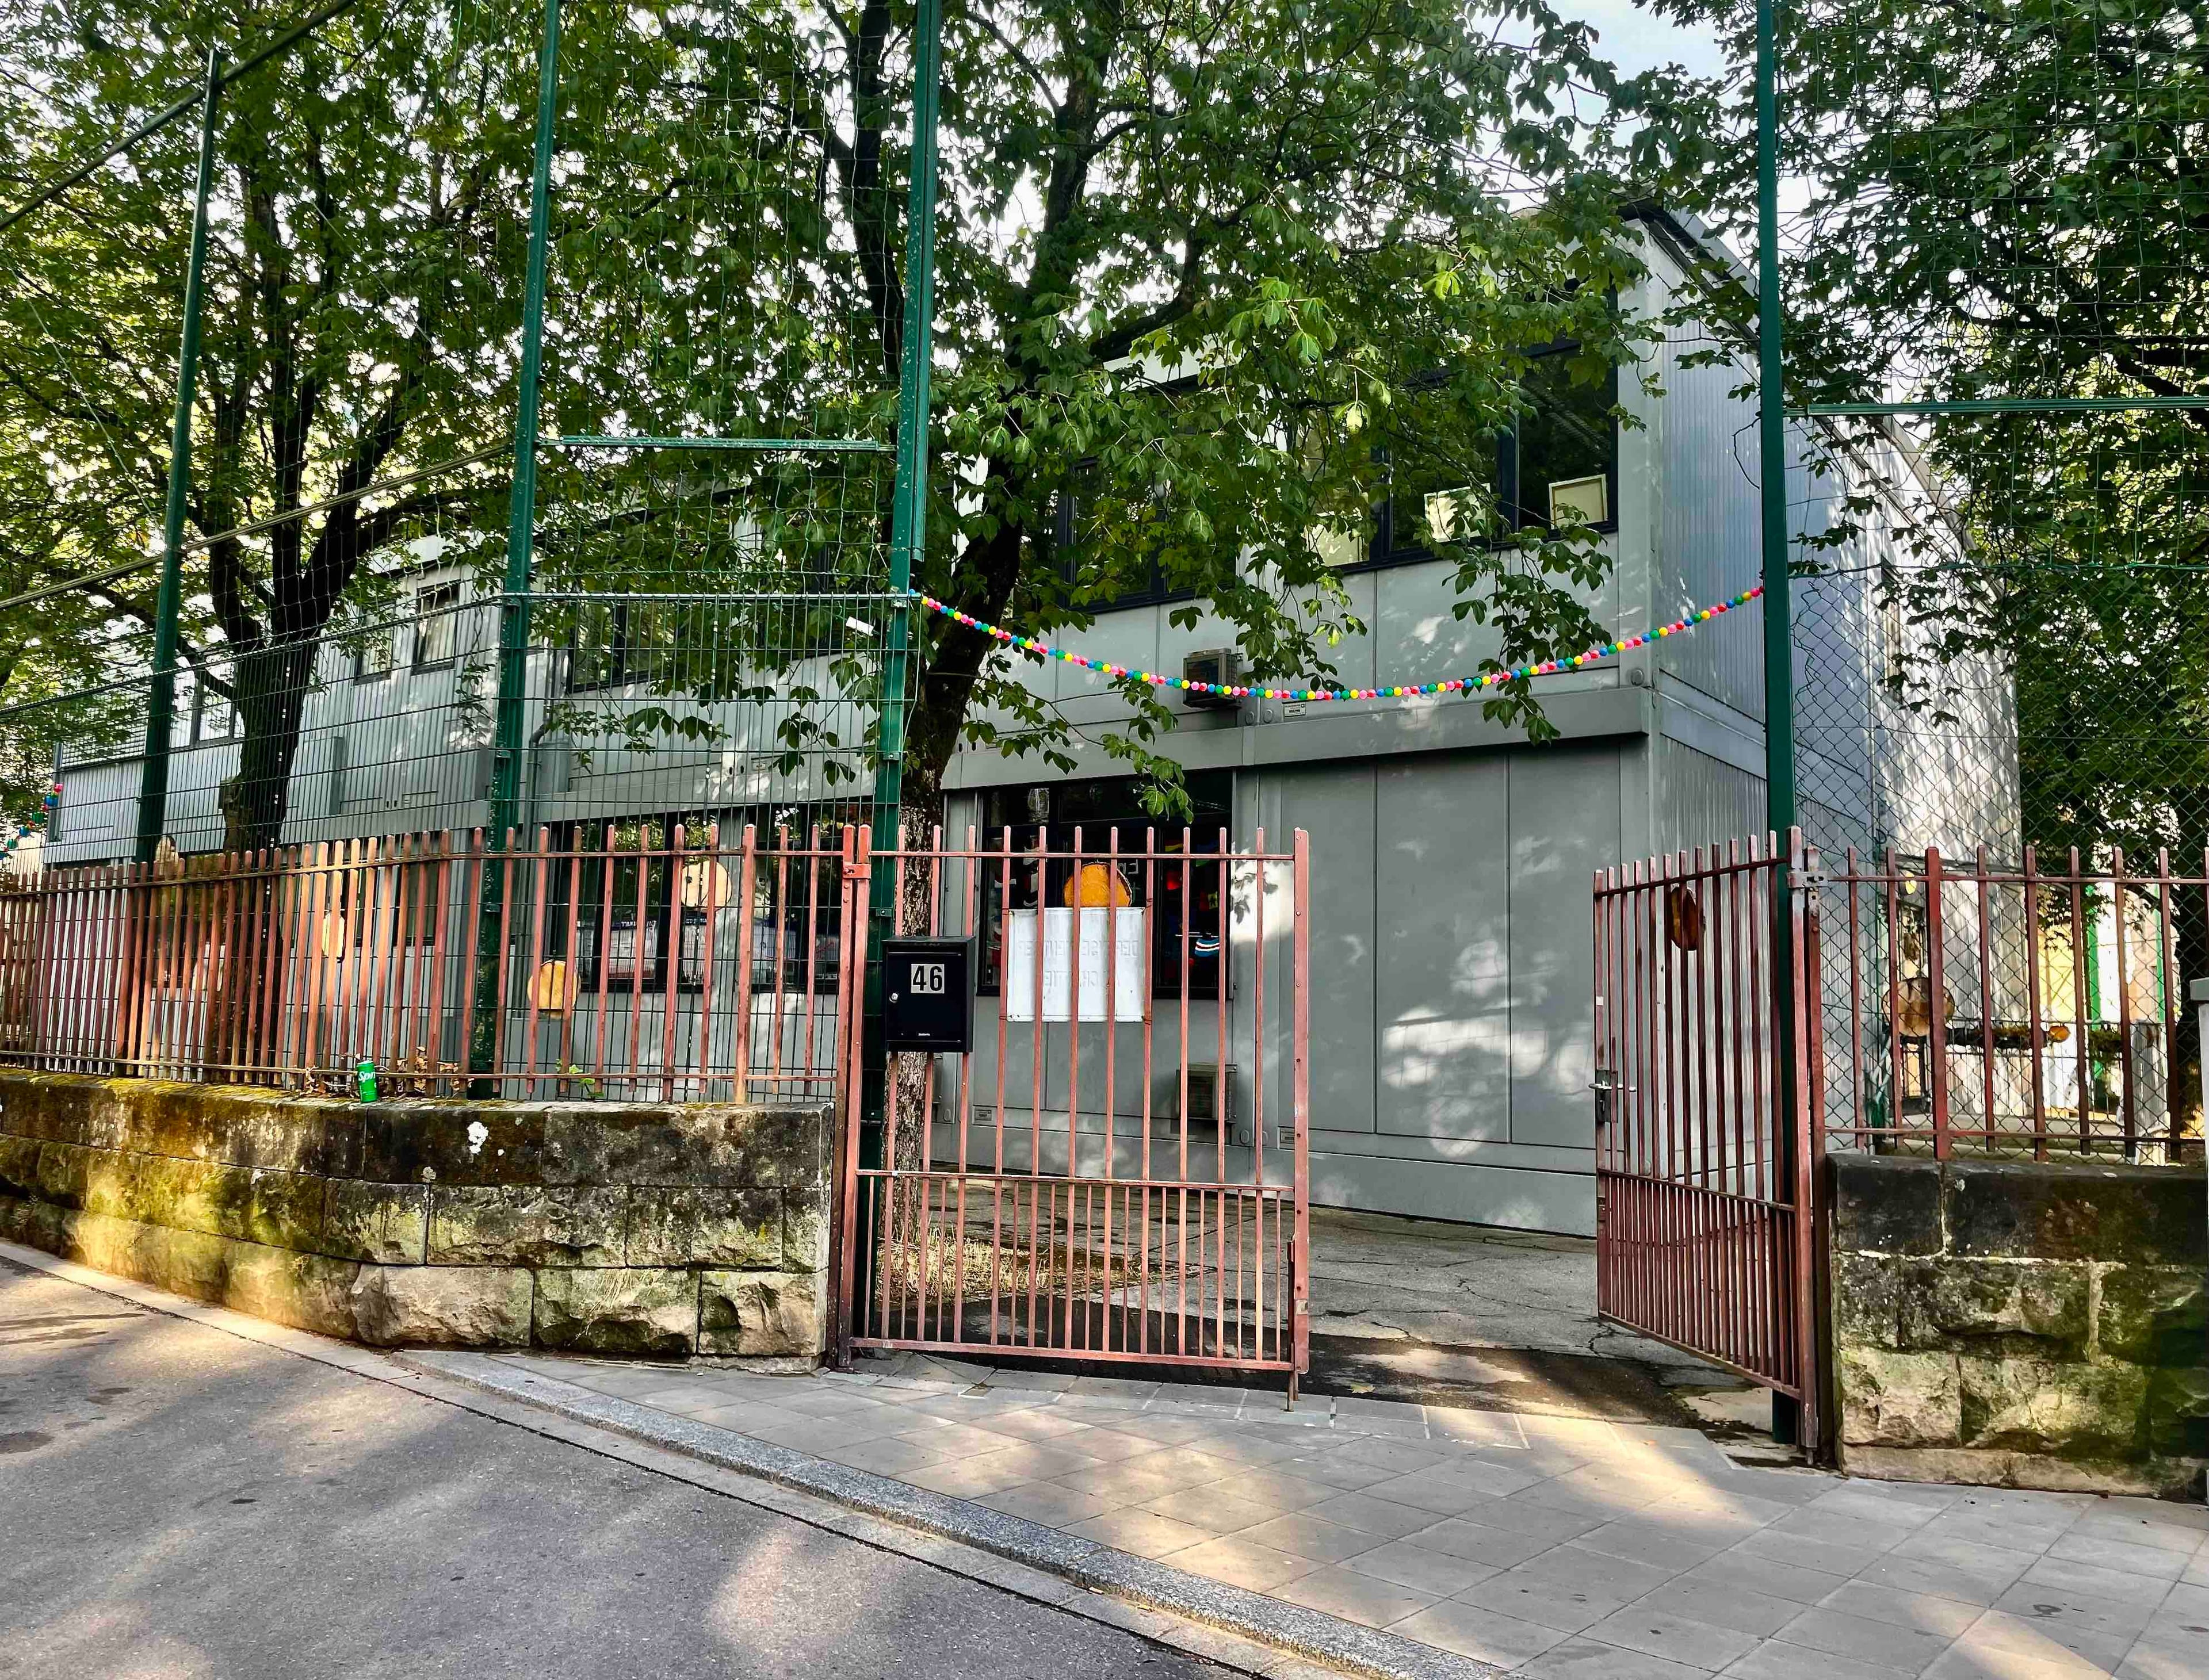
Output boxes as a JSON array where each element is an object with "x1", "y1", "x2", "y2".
[
  {"x1": 1306, "y1": 1210, "x2": 1730, "y2": 1380},
  {"x1": 472, "y1": 1348, "x2": 2209, "y2": 1679}
]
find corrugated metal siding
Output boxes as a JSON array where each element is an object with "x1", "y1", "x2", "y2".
[
  {"x1": 1651, "y1": 312, "x2": 1767, "y2": 718},
  {"x1": 1653, "y1": 736, "x2": 1766, "y2": 856}
]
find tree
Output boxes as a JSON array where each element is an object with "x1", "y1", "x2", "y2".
[
  {"x1": 889, "y1": 0, "x2": 1717, "y2": 829},
  {"x1": 1, "y1": 0, "x2": 1721, "y2": 854},
  {"x1": 0, "y1": 0, "x2": 541, "y2": 849},
  {"x1": 498, "y1": 0, "x2": 1724, "y2": 833},
  {"x1": 1653, "y1": 0, "x2": 2209, "y2": 1128}
]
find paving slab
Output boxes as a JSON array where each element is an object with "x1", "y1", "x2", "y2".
[
  {"x1": 14, "y1": 1221, "x2": 2194, "y2": 1679},
  {"x1": 437, "y1": 1344, "x2": 2204, "y2": 1678}
]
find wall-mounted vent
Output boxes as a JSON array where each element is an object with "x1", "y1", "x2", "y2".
[{"x1": 1182, "y1": 649, "x2": 1243, "y2": 711}]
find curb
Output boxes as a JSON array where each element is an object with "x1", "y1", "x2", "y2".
[{"x1": 401, "y1": 1350, "x2": 1503, "y2": 1680}]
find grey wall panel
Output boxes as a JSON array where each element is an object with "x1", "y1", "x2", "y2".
[
  {"x1": 1506, "y1": 744, "x2": 1622, "y2": 1150},
  {"x1": 1653, "y1": 737, "x2": 1767, "y2": 857},
  {"x1": 1252, "y1": 763, "x2": 1378, "y2": 1136},
  {"x1": 1373, "y1": 755, "x2": 1511, "y2": 1141},
  {"x1": 1652, "y1": 315, "x2": 1766, "y2": 719}
]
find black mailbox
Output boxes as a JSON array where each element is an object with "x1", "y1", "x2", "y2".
[{"x1": 882, "y1": 936, "x2": 973, "y2": 1053}]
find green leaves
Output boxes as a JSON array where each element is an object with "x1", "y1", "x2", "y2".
[{"x1": 1, "y1": 0, "x2": 1730, "y2": 833}]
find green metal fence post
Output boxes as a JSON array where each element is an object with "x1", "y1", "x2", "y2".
[
  {"x1": 853, "y1": 0, "x2": 944, "y2": 1314},
  {"x1": 492, "y1": 0, "x2": 561, "y2": 842},
  {"x1": 870, "y1": 0, "x2": 942, "y2": 890},
  {"x1": 134, "y1": 47, "x2": 223, "y2": 864},
  {"x1": 471, "y1": 0, "x2": 561, "y2": 1084},
  {"x1": 1757, "y1": 0, "x2": 1793, "y2": 840},
  {"x1": 1756, "y1": 0, "x2": 1809, "y2": 1452}
]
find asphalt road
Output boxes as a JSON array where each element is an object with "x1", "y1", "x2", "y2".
[{"x1": 0, "y1": 1256, "x2": 1224, "y2": 1679}]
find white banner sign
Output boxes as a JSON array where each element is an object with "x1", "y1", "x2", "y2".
[{"x1": 1004, "y1": 908, "x2": 1145, "y2": 1022}]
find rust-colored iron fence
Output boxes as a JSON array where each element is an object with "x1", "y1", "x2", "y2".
[
  {"x1": 1592, "y1": 832, "x2": 1818, "y2": 1429},
  {"x1": 1591, "y1": 829, "x2": 2207, "y2": 1451},
  {"x1": 0, "y1": 825, "x2": 861, "y2": 1102},
  {"x1": 1813, "y1": 844, "x2": 2206, "y2": 1165},
  {"x1": 839, "y1": 826, "x2": 1310, "y2": 1385}
]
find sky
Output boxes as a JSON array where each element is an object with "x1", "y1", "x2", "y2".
[{"x1": 1551, "y1": 0, "x2": 1732, "y2": 81}]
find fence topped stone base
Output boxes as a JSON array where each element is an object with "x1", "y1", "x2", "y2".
[
  {"x1": 0, "y1": 1069, "x2": 832, "y2": 1360},
  {"x1": 1829, "y1": 1151, "x2": 2207, "y2": 1498}
]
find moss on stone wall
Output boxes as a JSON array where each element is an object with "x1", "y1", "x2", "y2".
[
  {"x1": 1830, "y1": 1153, "x2": 2207, "y2": 1497},
  {"x1": 0, "y1": 1070, "x2": 831, "y2": 1360}
]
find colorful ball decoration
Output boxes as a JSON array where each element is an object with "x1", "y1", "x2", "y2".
[{"x1": 909, "y1": 585, "x2": 1762, "y2": 705}]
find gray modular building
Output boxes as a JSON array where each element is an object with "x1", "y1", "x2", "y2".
[
  {"x1": 44, "y1": 212, "x2": 2017, "y2": 1233},
  {"x1": 934, "y1": 212, "x2": 2017, "y2": 1233}
]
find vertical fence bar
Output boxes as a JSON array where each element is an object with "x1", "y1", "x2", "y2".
[
  {"x1": 1925, "y1": 848, "x2": 1950, "y2": 1160},
  {"x1": 1293, "y1": 828, "x2": 1310, "y2": 1383},
  {"x1": 2066, "y1": 848, "x2": 2089, "y2": 1153},
  {"x1": 135, "y1": 47, "x2": 221, "y2": 863},
  {"x1": 833, "y1": 826, "x2": 870, "y2": 1368},
  {"x1": 733, "y1": 826, "x2": 758, "y2": 1098},
  {"x1": 2157, "y1": 849, "x2": 2180, "y2": 1155},
  {"x1": 1975, "y1": 846, "x2": 1997, "y2": 1147},
  {"x1": 2024, "y1": 845, "x2": 2047, "y2": 1159},
  {"x1": 659, "y1": 825, "x2": 685, "y2": 1103},
  {"x1": 693, "y1": 824, "x2": 723, "y2": 1100},
  {"x1": 2112, "y1": 848, "x2": 2136, "y2": 1158}
]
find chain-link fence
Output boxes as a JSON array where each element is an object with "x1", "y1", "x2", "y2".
[{"x1": 1733, "y1": 0, "x2": 2209, "y2": 1159}]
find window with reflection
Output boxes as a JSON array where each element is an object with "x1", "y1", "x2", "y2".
[
  {"x1": 1313, "y1": 345, "x2": 1618, "y2": 572},
  {"x1": 973, "y1": 773, "x2": 1233, "y2": 1000}
]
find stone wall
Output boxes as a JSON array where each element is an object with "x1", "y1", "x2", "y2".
[
  {"x1": 0, "y1": 1070, "x2": 831, "y2": 1359},
  {"x1": 1830, "y1": 1153, "x2": 2207, "y2": 1497}
]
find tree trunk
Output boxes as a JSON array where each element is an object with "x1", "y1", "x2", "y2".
[{"x1": 219, "y1": 634, "x2": 322, "y2": 852}]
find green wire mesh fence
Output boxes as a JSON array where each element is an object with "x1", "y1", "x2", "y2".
[
  {"x1": 1746, "y1": 0, "x2": 2209, "y2": 1159},
  {"x1": 2, "y1": 0, "x2": 919, "y2": 872}
]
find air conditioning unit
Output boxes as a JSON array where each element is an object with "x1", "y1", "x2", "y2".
[
  {"x1": 1163, "y1": 1062, "x2": 1239, "y2": 1141},
  {"x1": 1182, "y1": 649, "x2": 1243, "y2": 711}
]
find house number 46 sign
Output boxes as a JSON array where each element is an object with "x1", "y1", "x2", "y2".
[{"x1": 882, "y1": 937, "x2": 973, "y2": 1053}]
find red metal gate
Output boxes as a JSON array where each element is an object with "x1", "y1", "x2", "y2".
[
  {"x1": 1592, "y1": 831, "x2": 1820, "y2": 1444},
  {"x1": 835, "y1": 826, "x2": 1310, "y2": 1385}
]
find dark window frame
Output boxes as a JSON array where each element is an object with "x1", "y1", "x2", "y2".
[
  {"x1": 188, "y1": 679, "x2": 236, "y2": 744},
  {"x1": 1331, "y1": 342, "x2": 1622, "y2": 579},
  {"x1": 412, "y1": 581, "x2": 465, "y2": 670},
  {"x1": 565, "y1": 600, "x2": 656, "y2": 693},
  {"x1": 537, "y1": 810, "x2": 848, "y2": 997},
  {"x1": 351, "y1": 621, "x2": 396, "y2": 683},
  {"x1": 1048, "y1": 486, "x2": 1203, "y2": 614}
]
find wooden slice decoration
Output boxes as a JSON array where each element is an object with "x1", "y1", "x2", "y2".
[
  {"x1": 1665, "y1": 884, "x2": 1701, "y2": 951},
  {"x1": 1897, "y1": 975, "x2": 1955, "y2": 1038}
]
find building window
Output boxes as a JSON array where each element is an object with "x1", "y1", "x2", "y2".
[
  {"x1": 188, "y1": 680, "x2": 235, "y2": 743},
  {"x1": 413, "y1": 581, "x2": 464, "y2": 668},
  {"x1": 353, "y1": 621, "x2": 395, "y2": 682},
  {"x1": 1511, "y1": 352, "x2": 1617, "y2": 530},
  {"x1": 1324, "y1": 346, "x2": 1619, "y2": 572},
  {"x1": 567, "y1": 600, "x2": 682, "y2": 692},
  {"x1": 974, "y1": 773, "x2": 1233, "y2": 1000},
  {"x1": 1049, "y1": 480, "x2": 1199, "y2": 612}
]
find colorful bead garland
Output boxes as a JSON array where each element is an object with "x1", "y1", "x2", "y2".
[{"x1": 911, "y1": 585, "x2": 1765, "y2": 704}]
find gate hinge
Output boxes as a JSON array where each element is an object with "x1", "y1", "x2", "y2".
[{"x1": 1790, "y1": 870, "x2": 1829, "y2": 890}]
